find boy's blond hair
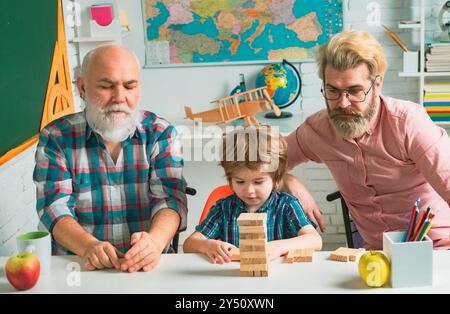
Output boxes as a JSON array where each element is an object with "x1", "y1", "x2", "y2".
[
  {"x1": 220, "y1": 125, "x2": 287, "y2": 185},
  {"x1": 317, "y1": 30, "x2": 387, "y2": 80}
]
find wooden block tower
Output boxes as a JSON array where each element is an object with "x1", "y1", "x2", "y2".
[{"x1": 237, "y1": 213, "x2": 269, "y2": 277}]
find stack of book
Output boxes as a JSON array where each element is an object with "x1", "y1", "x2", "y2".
[
  {"x1": 424, "y1": 82, "x2": 450, "y2": 122},
  {"x1": 425, "y1": 43, "x2": 450, "y2": 72}
]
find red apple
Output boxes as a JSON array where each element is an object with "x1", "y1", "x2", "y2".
[{"x1": 5, "y1": 252, "x2": 40, "y2": 290}]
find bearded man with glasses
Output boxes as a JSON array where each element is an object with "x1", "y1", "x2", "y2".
[{"x1": 282, "y1": 30, "x2": 450, "y2": 250}]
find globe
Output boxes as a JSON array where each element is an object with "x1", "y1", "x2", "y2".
[{"x1": 255, "y1": 59, "x2": 301, "y2": 118}]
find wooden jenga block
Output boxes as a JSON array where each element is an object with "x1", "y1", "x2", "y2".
[
  {"x1": 286, "y1": 248, "x2": 314, "y2": 263},
  {"x1": 297, "y1": 248, "x2": 314, "y2": 262},
  {"x1": 239, "y1": 239, "x2": 266, "y2": 246},
  {"x1": 239, "y1": 244, "x2": 267, "y2": 252},
  {"x1": 229, "y1": 248, "x2": 240, "y2": 261},
  {"x1": 240, "y1": 271, "x2": 254, "y2": 277},
  {"x1": 240, "y1": 257, "x2": 268, "y2": 265},
  {"x1": 240, "y1": 251, "x2": 267, "y2": 259},
  {"x1": 237, "y1": 213, "x2": 267, "y2": 226},
  {"x1": 329, "y1": 247, "x2": 366, "y2": 262},
  {"x1": 238, "y1": 226, "x2": 267, "y2": 235},
  {"x1": 240, "y1": 263, "x2": 269, "y2": 271},
  {"x1": 286, "y1": 251, "x2": 295, "y2": 263},
  {"x1": 240, "y1": 270, "x2": 269, "y2": 277},
  {"x1": 240, "y1": 232, "x2": 266, "y2": 240}
]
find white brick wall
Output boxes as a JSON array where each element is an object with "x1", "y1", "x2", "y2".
[
  {"x1": 289, "y1": 164, "x2": 346, "y2": 247},
  {"x1": 2, "y1": 0, "x2": 450, "y2": 255},
  {"x1": 0, "y1": 146, "x2": 39, "y2": 256}
]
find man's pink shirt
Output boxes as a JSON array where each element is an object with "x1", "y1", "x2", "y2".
[{"x1": 286, "y1": 95, "x2": 450, "y2": 249}]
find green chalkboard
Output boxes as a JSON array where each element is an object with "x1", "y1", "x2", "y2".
[{"x1": 0, "y1": 1, "x2": 57, "y2": 157}]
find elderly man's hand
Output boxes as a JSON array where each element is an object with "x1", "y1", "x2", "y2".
[
  {"x1": 83, "y1": 241, "x2": 124, "y2": 271},
  {"x1": 120, "y1": 232, "x2": 161, "y2": 272},
  {"x1": 282, "y1": 174, "x2": 326, "y2": 232}
]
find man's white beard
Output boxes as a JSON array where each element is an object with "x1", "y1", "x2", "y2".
[{"x1": 84, "y1": 98, "x2": 141, "y2": 143}]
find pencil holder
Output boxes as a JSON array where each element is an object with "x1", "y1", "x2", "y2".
[
  {"x1": 383, "y1": 231, "x2": 433, "y2": 288},
  {"x1": 403, "y1": 51, "x2": 419, "y2": 73}
]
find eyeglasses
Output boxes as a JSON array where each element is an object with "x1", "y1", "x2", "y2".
[{"x1": 321, "y1": 75, "x2": 380, "y2": 102}]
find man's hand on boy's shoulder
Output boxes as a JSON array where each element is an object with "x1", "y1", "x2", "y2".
[{"x1": 281, "y1": 174, "x2": 326, "y2": 232}]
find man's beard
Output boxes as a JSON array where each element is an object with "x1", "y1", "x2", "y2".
[
  {"x1": 327, "y1": 93, "x2": 377, "y2": 139},
  {"x1": 84, "y1": 97, "x2": 141, "y2": 143}
]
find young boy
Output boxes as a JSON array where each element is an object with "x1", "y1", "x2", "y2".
[{"x1": 183, "y1": 125, "x2": 322, "y2": 263}]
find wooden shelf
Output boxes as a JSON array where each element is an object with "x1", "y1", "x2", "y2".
[
  {"x1": 398, "y1": 22, "x2": 421, "y2": 29},
  {"x1": 399, "y1": 72, "x2": 450, "y2": 78},
  {"x1": 71, "y1": 36, "x2": 118, "y2": 43},
  {"x1": 424, "y1": 72, "x2": 450, "y2": 77},
  {"x1": 70, "y1": 31, "x2": 130, "y2": 43},
  {"x1": 398, "y1": 72, "x2": 421, "y2": 77}
]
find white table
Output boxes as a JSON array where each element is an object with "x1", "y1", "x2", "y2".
[{"x1": 1, "y1": 251, "x2": 450, "y2": 294}]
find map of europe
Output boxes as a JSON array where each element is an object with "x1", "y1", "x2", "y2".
[{"x1": 143, "y1": 0, "x2": 343, "y2": 66}]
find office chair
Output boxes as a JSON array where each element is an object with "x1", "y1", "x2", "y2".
[
  {"x1": 326, "y1": 191, "x2": 364, "y2": 248},
  {"x1": 198, "y1": 185, "x2": 234, "y2": 225},
  {"x1": 171, "y1": 186, "x2": 197, "y2": 253}
]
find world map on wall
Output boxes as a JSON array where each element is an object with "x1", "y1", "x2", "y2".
[{"x1": 143, "y1": 0, "x2": 343, "y2": 66}]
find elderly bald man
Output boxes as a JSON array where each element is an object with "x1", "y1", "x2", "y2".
[{"x1": 34, "y1": 45, "x2": 187, "y2": 272}]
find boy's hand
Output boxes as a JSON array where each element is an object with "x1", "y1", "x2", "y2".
[
  {"x1": 83, "y1": 241, "x2": 124, "y2": 270},
  {"x1": 267, "y1": 242, "x2": 286, "y2": 261},
  {"x1": 205, "y1": 240, "x2": 236, "y2": 264},
  {"x1": 121, "y1": 232, "x2": 161, "y2": 272}
]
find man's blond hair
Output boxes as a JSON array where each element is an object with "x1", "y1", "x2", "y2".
[
  {"x1": 317, "y1": 30, "x2": 387, "y2": 80},
  {"x1": 220, "y1": 125, "x2": 287, "y2": 185}
]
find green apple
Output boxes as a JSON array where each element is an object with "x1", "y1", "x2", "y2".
[
  {"x1": 358, "y1": 251, "x2": 390, "y2": 288},
  {"x1": 5, "y1": 252, "x2": 40, "y2": 290}
]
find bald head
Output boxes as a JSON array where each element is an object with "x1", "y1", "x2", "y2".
[
  {"x1": 76, "y1": 44, "x2": 142, "y2": 102},
  {"x1": 80, "y1": 45, "x2": 141, "y2": 79}
]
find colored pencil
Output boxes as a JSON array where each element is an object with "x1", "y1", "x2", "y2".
[
  {"x1": 402, "y1": 220, "x2": 411, "y2": 242},
  {"x1": 403, "y1": 200, "x2": 419, "y2": 242},
  {"x1": 412, "y1": 211, "x2": 434, "y2": 241},
  {"x1": 418, "y1": 220, "x2": 433, "y2": 241},
  {"x1": 412, "y1": 218, "x2": 427, "y2": 242},
  {"x1": 407, "y1": 204, "x2": 420, "y2": 241},
  {"x1": 412, "y1": 206, "x2": 430, "y2": 240}
]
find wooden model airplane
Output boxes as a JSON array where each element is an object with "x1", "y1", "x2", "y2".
[{"x1": 184, "y1": 86, "x2": 281, "y2": 126}]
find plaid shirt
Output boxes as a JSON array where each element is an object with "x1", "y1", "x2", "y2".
[
  {"x1": 34, "y1": 110, "x2": 187, "y2": 255},
  {"x1": 195, "y1": 190, "x2": 314, "y2": 246}
]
